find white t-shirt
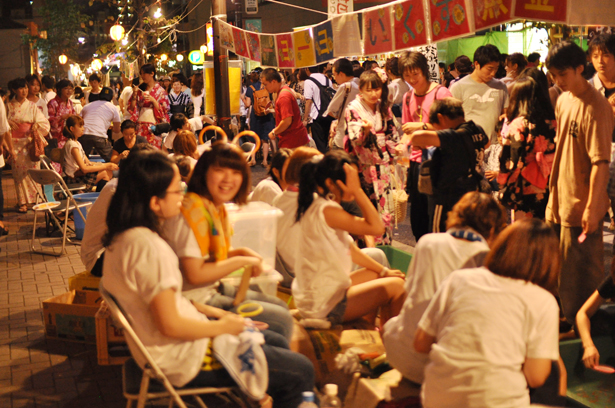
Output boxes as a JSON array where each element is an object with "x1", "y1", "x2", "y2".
[
  {"x1": 383, "y1": 232, "x2": 489, "y2": 384},
  {"x1": 0, "y1": 97, "x2": 8, "y2": 135},
  {"x1": 419, "y1": 267, "x2": 560, "y2": 408},
  {"x1": 82, "y1": 101, "x2": 121, "y2": 138},
  {"x1": 120, "y1": 86, "x2": 134, "y2": 121},
  {"x1": 324, "y1": 78, "x2": 360, "y2": 148},
  {"x1": 101, "y1": 227, "x2": 209, "y2": 387},
  {"x1": 43, "y1": 91, "x2": 56, "y2": 103},
  {"x1": 63, "y1": 139, "x2": 87, "y2": 177},
  {"x1": 292, "y1": 197, "x2": 353, "y2": 319},
  {"x1": 34, "y1": 97, "x2": 49, "y2": 119},
  {"x1": 272, "y1": 190, "x2": 302, "y2": 274},
  {"x1": 191, "y1": 90, "x2": 204, "y2": 118},
  {"x1": 388, "y1": 78, "x2": 410, "y2": 106},
  {"x1": 81, "y1": 178, "x2": 117, "y2": 271},
  {"x1": 162, "y1": 214, "x2": 220, "y2": 303},
  {"x1": 304, "y1": 73, "x2": 330, "y2": 121},
  {"x1": 249, "y1": 178, "x2": 282, "y2": 206},
  {"x1": 163, "y1": 117, "x2": 204, "y2": 150}
]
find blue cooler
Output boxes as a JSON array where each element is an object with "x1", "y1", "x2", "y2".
[{"x1": 73, "y1": 192, "x2": 100, "y2": 240}]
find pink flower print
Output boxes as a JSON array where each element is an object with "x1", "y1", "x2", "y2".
[{"x1": 533, "y1": 136, "x2": 548, "y2": 154}]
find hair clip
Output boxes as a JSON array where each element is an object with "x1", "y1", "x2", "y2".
[{"x1": 373, "y1": 67, "x2": 388, "y2": 83}]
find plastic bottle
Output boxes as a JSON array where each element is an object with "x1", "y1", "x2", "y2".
[
  {"x1": 320, "y1": 384, "x2": 342, "y2": 408},
  {"x1": 298, "y1": 391, "x2": 319, "y2": 408}
]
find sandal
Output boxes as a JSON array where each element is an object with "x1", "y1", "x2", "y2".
[{"x1": 17, "y1": 205, "x2": 28, "y2": 213}]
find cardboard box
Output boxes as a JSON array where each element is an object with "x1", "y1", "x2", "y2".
[
  {"x1": 95, "y1": 313, "x2": 130, "y2": 365},
  {"x1": 42, "y1": 290, "x2": 103, "y2": 343},
  {"x1": 68, "y1": 271, "x2": 101, "y2": 292}
]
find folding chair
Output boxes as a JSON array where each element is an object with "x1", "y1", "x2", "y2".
[
  {"x1": 99, "y1": 284, "x2": 248, "y2": 408},
  {"x1": 40, "y1": 152, "x2": 87, "y2": 193},
  {"x1": 27, "y1": 168, "x2": 91, "y2": 256}
]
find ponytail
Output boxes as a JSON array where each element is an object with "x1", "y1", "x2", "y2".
[
  {"x1": 62, "y1": 115, "x2": 84, "y2": 140},
  {"x1": 295, "y1": 159, "x2": 320, "y2": 222}
]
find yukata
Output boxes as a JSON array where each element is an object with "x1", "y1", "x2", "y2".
[
  {"x1": 497, "y1": 116, "x2": 556, "y2": 219},
  {"x1": 129, "y1": 83, "x2": 170, "y2": 149},
  {"x1": 345, "y1": 96, "x2": 400, "y2": 244},
  {"x1": 7, "y1": 99, "x2": 50, "y2": 205},
  {"x1": 47, "y1": 96, "x2": 74, "y2": 148}
]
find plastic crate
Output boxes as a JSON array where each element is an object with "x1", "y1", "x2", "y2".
[{"x1": 376, "y1": 246, "x2": 413, "y2": 273}]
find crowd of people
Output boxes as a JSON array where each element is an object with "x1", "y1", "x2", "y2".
[{"x1": 1, "y1": 32, "x2": 615, "y2": 408}]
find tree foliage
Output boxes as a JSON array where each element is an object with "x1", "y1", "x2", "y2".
[{"x1": 23, "y1": 0, "x2": 89, "y2": 78}]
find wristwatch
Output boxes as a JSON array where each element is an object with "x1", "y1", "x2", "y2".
[{"x1": 422, "y1": 123, "x2": 428, "y2": 130}]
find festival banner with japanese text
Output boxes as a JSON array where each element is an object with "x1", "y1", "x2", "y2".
[
  {"x1": 473, "y1": 0, "x2": 514, "y2": 30},
  {"x1": 428, "y1": 0, "x2": 473, "y2": 42},
  {"x1": 314, "y1": 20, "x2": 335, "y2": 63},
  {"x1": 219, "y1": 22, "x2": 235, "y2": 53},
  {"x1": 232, "y1": 27, "x2": 250, "y2": 58},
  {"x1": 293, "y1": 29, "x2": 317, "y2": 68},
  {"x1": 513, "y1": 0, "x2": 567, "y2": 24},
  {"x1": 332, "y1": 14, "x2": 362, "y2": 57},
  {"x1": 392, "y1": 0, "x2": 428, "y2": 51},
  {"x1": 363, "y1": 7, "x2": 394, "y2": 55},
  {"x1": 276, "y1": 33, "x2": 296, "y2": 68},
  {"x1": 328, "y1": 0, "x2": 353, "y2": 18},
  {"x1": 260, "y1": 34, "x2": 277, "y2": 66},
  {"x1": 246, "y1": 32, "x2": 261, "y2": 62}
]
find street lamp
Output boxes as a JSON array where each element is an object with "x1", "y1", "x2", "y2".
[
  {"x1": 110, "y1": 24, "x2": 125, "y2": 42},
  {"x1": 58, "y1": 54, "x2": 67, "y2": 64},
  {"x1": 177, "y1": 54, "x2": 184, "y2": 62},
  {"x1": 160, "y1": 54, "x2": 168, "y2": 61}
]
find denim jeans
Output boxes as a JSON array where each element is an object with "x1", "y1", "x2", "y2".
[
  {"x1": 184, "y1": 330, "x2": 315, "y2": 408},
  {"x1": 206, "y1": 282, "x2": 294, "y2": 341}
]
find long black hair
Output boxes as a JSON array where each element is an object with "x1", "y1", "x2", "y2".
[
  {"x1": 103, "y1": 151, "x2": 176, "y2": 247},
  {"x1": 268, "y1": 148, "x2": 291, "y2": 187},
  {"x1": 506, "y1": 77, "x2": 555, "y2": 124},
  {"x1": 295, "y1": 150, "x2": 354, "y2": 222}
]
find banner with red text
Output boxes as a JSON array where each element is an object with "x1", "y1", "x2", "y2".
[
  {"x1": 293, "y1": 29, "x2": 317, "y2": 67},
  {"x1": 513, "y1": 0, "x2": 567, "y2": 24}
]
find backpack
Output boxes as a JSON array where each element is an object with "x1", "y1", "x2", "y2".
[
  {"x1": 306, "y1": 76, "x2": 336, "y2": 118},
  {"x1": 250, "y1": 85, "x2": 271, "y2": 116}
]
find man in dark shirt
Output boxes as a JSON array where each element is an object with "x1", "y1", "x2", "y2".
[{"x1": 408, "y1": 98, "x2": 489, "y2": 232}]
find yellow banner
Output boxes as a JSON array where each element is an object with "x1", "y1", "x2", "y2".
[{"x1": 293, "y1": 29, "x2": 316, "y2": 68}]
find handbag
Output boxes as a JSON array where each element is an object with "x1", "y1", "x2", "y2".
[
  {"x1": 417, "y1": 159, "x2": 434, "y2": 195},
  {"x1": 26, "y1": 123, "x2": 47, "y2": 162}
]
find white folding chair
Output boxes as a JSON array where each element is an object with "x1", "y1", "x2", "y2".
[
  {"x1": 99, "y1": 284, "x2": 247, "y2": 408},
  {"x1": 27, "y1": 168, "x2": 91, "y2": 256}
]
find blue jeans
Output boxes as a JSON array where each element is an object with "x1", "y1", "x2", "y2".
[
  {"x1": 184, "y1": 331, "x2": 315, "y2": 408},
  {"x1": 206, "y1": 282, "x2": 294, "y2": 341}
]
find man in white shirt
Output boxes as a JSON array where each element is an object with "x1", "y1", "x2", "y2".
[
  {"x1": 325, "y1": 58, "x2": 360, "y2": 149},
  {"x1": 80, "y1": 87, "x2": 121, "y2": 162},
  {"x1": 41, "y1": 75, "x2": 56, "y2": 103},
  {"x1": 303, "y1": 63, "x2": 335, "y2": 153}
]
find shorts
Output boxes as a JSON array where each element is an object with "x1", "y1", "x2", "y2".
[
  {"x1": 326, "y1": 292, "x2": 348, "y2": 326},
  {"x1": 64, "y1": 171, "x2": 97, "y2": 192}
]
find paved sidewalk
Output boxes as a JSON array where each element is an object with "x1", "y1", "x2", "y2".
[{"x1": 0, "y1": 172, "x2": 125, "y2": 408}]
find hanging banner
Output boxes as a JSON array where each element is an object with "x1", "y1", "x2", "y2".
[
  {"x1": 417, "y1": 44, "x2": 440, "y2": 82},
  {"x1": 393, "y1": 0, "x2": 428, "y2": 51},
  {"x1": 232, "y1": 27, "x2": 250, "y2": 58},
  {"x1": 328, "y1": 0, "x2": 353, "y2": 18},
  {"x1": 246, "y1": 31, "x2": 261, "y2": 62},
  {"x1": 428, "y1": 0, "x2": 473, "y2": 42},
  {"x1": 473, "y1": 0, "x2": 514, "y2": 30},
  {"x1": 260, "y1": 34, "x2": 278, "y2": 67},
  {"x1": 314, "y1": 20, "x2": 335, "y2": 64},
  {"x1": 332, "y1": 14, "x2": 362, "y2": 57},
  {"x1": 363, "y1": 7, "x2": 394, "y2": 55},
  {"x1": 513, "y1": 0, "x2": 567, "y2": 23},
  {"x1": 219, "y1": 21, "x2": 235, "y2": 53},
  {"x1": 276, "y1": 33, "x2": 296, "y2": 68},
  {"x1": 293, "y1": 29, "x2": 317, "y2": 68}
]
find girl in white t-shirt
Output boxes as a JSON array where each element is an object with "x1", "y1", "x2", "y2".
[
  {"x1": 414, "y1": 219, "x2": 561, "y2": 408},
  {"x1": 249, "y1": 148, "x2": 291, "y2": 205},
  {"x1": 293, "y1": 150, "x2": 405, "y2": 330},
  {"x1": 101, "y1": 151, "x2": 314, "y2": 408},
  {"x1": 62, "y1": 115, "x2": 118, "y2": 191}
]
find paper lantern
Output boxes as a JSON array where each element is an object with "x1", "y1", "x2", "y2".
[
  {"x1": 58, "y1": 54, "x2": 67, "y2": 64},
  {"x1": 109, "y1": 24, "x2": 125, "y2": 41},
  {"x1": 176, "y1": 54, "x2": 184, "y2": 62},
  {"x1": 91, "y1": 58, "x2": 103, "y2": 71},
  {"x1": 160, "y1": 54, "x2": 168, "y2": 61}
]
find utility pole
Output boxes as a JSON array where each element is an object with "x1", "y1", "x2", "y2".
[{"x1": 212, "y1": 0, "x2": 232, "y2": 136}]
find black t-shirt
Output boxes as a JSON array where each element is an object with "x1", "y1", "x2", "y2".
[
  {"x1": 431, "y1": 121, "x2": 488, "y2": 205},
  {"x1": 605, "y1": 86, "x2": 615, "y2": 100},
  {"x1": 598, "y1": 275, "x2": 615, "y2": 299},
  {"x1": 113, "y1": 136, "x2": 148, "y2": 155}
]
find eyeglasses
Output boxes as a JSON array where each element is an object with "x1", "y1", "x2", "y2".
[{"x1": 166, "y1": 181, "x2": 187, "y2": 196}]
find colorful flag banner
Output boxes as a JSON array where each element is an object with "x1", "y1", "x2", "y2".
[
  {"x1": 428, "y1": 0, "x2": 473, "y2": 42},
  {"x1": 276, "y1": 33, "x2": 296, "y2": 68},
  {"x1": 513, "y1": 0, "x2": 567, "y2": 23},
  {"x1": 260, "y1": 34, "x2": 278, "y2": 67},
  {"x1": 232, "y1": 27, "x2": 250, "y2": 58},
  {"x1": 392, "y1": 0, "x2": 428, "y2": 51},
  {"x1": 363, "y1": 7, "x2": 394, "y2": 55},
  {"x1": 473, "y1": 0, "x2": 514, "y2": 30},
  {"x1": 219, "y1": 21, "x2": 235, "y2": 53},
  {"x1": 332, "y1": 14, "x2": 362, "y2": 57},
  {"x1": 314, "y1": 20, "x2": 335, "y2": 63},
  {"x1": 246, "y1": 32, "x2": 261, "y2": 62},
  {"x1": 293, "y1": 29, "x2": 317, "y2": 67}
]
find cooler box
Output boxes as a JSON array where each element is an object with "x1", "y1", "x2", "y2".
[{"x1": 73, "y1": 192, "x2": 100, "y2": 240}]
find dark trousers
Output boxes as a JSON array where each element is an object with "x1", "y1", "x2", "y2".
[
  {"x1": 408, "y1": 161, "x2": 430, "y2": 241},
  {"x1": 0, "y1": 166, "x2": 3, "y2": 220},
  {"x1": 79, "y1": 135, "x2": 113, "y2": 162},
  {"x1": 311, "y1": 116, "x2": 333, "y2": 153}
]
